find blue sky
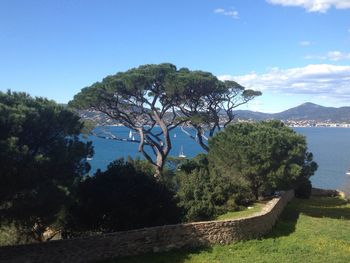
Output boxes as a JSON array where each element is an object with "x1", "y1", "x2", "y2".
[{"x1": 1, "y1": 0, "x2": 350, "y2": 112}]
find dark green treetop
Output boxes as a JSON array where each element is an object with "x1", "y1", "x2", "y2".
[
  {"x1": 0, "y1": 91, "x2": 93, "y2": 242},
  {"x1": 175, "y1": 73, "x2": 261, "y2": 151},
  {"x1": 208, "y1": 120, "x2": 317, "y2": 199}
]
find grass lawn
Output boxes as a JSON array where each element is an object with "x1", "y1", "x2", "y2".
[
  {"x1": 110, "y1": 197, "x2": 350, "y2": 263},
  {"x1": 215, "y1": 202, "x2": 266, "y2": 221}
]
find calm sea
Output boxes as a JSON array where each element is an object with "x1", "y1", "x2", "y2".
[{"x1": 87, "y1": 126, "x2": 350, "y2": 190}]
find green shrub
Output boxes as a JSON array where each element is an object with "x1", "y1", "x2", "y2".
[
  {"x1": 65, "y1": 159, "x2": 181, "y2": 236},
  {"x1": 175, "y1": 155, "x2": 251, "y2": 222},
  {"x1": 294, "y1": 178, "x2": 312, "y2": 199}
]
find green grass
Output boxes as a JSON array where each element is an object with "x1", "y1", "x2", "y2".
[
  {"x1": 0, "y1": 223, "x2": 29, "y2": 246},
  {"x1": 215, "y1": 202, "x2": 265, "y2": 221},
  {"x1": 109, "y1": 197, "x2": 350, "y2": 263}
]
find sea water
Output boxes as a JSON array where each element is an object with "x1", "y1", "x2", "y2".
[
  {"x1": 295, "y1": 127, "x2": 350, "y2": 190},
  {"x1": 87, "y1": 126, "x2": 350, "y2": 190}
]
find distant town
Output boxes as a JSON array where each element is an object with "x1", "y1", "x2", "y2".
[
  {"x1": 79, "y1": 109, "x2": 350, "y2": 129},
  {"x1": 238, "y1": 119, "x2": 350, "y2": 128}
]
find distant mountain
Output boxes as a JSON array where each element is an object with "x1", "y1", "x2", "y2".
[
  {"x1": 233, "y1": 110, "x2": 270, "y2": 121},
  {"x1": 79, "y1": 102, "x2": 350, "y2": 125},
  {"x1": 235, "y1": 103, "x2": 350, "y2": 122}
]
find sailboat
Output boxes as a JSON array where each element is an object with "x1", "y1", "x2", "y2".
[
  {"x1": 174, "y1": 133, "x2": 177, "y2": 139},
  {"x1": 128, "y1": 130, "x2": 132, "y2": 139},
  {"x1": 178, "y1": 145, "x2": 186, "y2": 158}
]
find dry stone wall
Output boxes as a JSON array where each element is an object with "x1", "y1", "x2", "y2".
[
  {"x1": 0, "y1": 190, "x2": 294, "y2": 263},
  {"x1": 311, "y1": 187, "x2": 342, "y2": 197}
]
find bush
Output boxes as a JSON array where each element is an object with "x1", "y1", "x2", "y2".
[
  {"x1": 175, "y1": 154, "x2": 252, "y2": 222},
  {"x1": 295, "y1": 178, "x2": 312, "y2": 199},
  {"x1": 65, "y1": 159, "x2": 181, "y2": 236},
  {"x1": 176, "y1": 166, "x2": 215, "y2": 221}
]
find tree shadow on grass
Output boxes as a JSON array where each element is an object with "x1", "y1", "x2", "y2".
[
  {"x1": 267, "y1": 196, "x2": 350, "y2": 239},
  {"x1": 298, "y1": 197, "x2": 350, "y2": 220},
  {"x1": 110, "y1": 246, "x2": 213, "y2": 263},
  {"x1": 267, "y1": 200, "x2": 300, "y2": 239}
]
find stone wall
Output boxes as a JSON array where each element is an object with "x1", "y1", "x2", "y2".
[
  {"x1": 0, "y1": 190, "x2": 294, "y2": 263},
  {"x1": 311, "y1": 187, "x2": 343, "y2": 197}
]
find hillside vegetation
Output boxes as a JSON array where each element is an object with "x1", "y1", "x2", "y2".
[{"x1": 112, "y1": 197, "x2": 350, "y2": 263}]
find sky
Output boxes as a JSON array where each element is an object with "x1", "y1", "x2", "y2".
[{"x1": 1, "y1": 0, "x2": 350, "y2": 113}]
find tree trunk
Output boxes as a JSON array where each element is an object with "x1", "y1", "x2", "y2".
[
  {"x1": 151, "y1": 109, "x2": 172, "y2": 178},
  {"x1": 197, "y1": 132, "x2": 209, "y2": 152},
  {"x1": 252, "y1": 186, "x2": 259, "y2": 201},
  {"x1": 32, "y1": 222, "x2": 47, "y2": 242},
  {"x1": 154, "y1": 165, "x2": 162, "y2": 179},
  {"x1": 195, "y1": 125, "x2": 209, "y2": 152},
  {"x1": 154, "y1": 152, "x2": 165, "y2": 179}
]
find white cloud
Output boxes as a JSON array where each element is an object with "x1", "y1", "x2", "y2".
[
  {"x1": 305, "y1": 50, "x2": 350, "y2": 61},
  {"x1": 214, "y1": 8, "x2": 225, "y2": 13},
  {"x1": 214, "y1": 8, "x2": 239, "y2": 19},
  {"x1": 299, "y1": 40, "x2": 311, "y2": 46},
  {"x1": 219, "y1": 64, "x2": 350, "y2": 101},
  {"x1": 327, "y1": 51, "x2": 350, "y2": 61},
  {"x1": 267, "y1": 0, "x2": 350, "y2": 13}
]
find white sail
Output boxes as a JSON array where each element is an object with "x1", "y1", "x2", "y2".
[
  {"x1": 129, "y1": 130, "x2": 132, "y2": 139},
  {"x1": 178, "y1": 145, "x2": 186, "y2": 158}
]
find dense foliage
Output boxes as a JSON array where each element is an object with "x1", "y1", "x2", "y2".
[
  {"x1": 65, "y1": 159, "x2": 181, "y2": 235},
  {"x1": 175, "y1": 154, "x2": 252, "y2": 221},
  {"x1": 0, "y1": 91, "x2": 93, "y2": 242},
  {"x1": 209, "y1": 121, "x2": 318, "y2": 199},
  {"x1": 173, "y1": 121, "x2": 317, "y2": 221}
]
